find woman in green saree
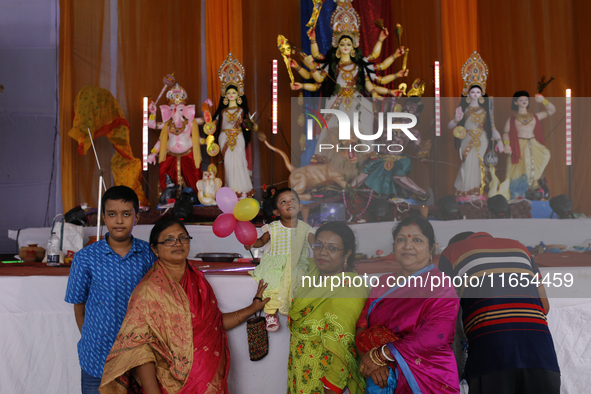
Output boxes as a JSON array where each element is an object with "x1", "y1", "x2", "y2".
[{"x1": 288, "y1": 221, "x2": 368, "y2": 394}]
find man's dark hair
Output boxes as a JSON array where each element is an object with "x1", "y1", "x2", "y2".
[
  {"x1": 448, "y1": 231, "x2": 475, "y2": 246},
  {"x1": 101, "y1": 185, "x2": 139, "y2": 214}
]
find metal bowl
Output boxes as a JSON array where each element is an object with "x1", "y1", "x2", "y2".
[{"x1": 195, "y1": 253, "x2": 242, "y2": 263}]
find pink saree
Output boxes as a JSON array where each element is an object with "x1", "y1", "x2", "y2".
[
  {"x1": 100, "y1": 261, "x2": 229, "y2": 394},
  {"x1": 357, "y1": 265, "x2": 459, "y2": 393}
]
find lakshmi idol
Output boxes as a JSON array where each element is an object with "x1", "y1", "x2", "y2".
[
  {"x1": 447, "y1": 52, "x2": 504, "y2": 200},
  {"x1": 212, "y1": 53, "x2": 255, "y2": 197}
]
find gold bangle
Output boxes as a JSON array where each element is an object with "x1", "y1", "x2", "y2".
[
  {"x1": 310, "y1": 39, "x2": 317, "y2": 44},
  {"x1": 296, "y1": 65, "x2": 302, "y2": 71},
  {"x1": 374, "y1": 347, "x2": 386, "y2": 364},
  {"x1": 503, "y1": 139, "x2": 510, "y2": 146},
  {"x1": 234, "y1": 311, "x2": 242, "y2": 324},
  {"x1": 542, "y1": 99, "x2": 549, "y2": 106},
  {"x1": 369, "y1": 347, "x2": 387, "y2": 366}
]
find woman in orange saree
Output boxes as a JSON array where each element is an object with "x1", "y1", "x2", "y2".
[{"x1": 99, "y1": 217, "x2": 268, "y2": 394}]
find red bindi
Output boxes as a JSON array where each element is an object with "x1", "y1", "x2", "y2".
[{"x1": 407, "y1": 234, "x2": 412, "y2": 238}]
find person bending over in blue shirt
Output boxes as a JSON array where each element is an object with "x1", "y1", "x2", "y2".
[{"x1": 65, "y1": 186, "x2": 156, "y2": 394}]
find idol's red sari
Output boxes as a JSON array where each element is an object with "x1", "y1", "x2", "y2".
[{"x1": 100, "y1": 260, "x2": 229, "y2": 394}]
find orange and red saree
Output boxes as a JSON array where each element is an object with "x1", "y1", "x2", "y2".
[{"x1": 100, "y1": 260, "x2": 229, "y2": 394}]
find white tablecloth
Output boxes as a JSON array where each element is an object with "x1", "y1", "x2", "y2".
[
  {"x1": 0, "y1": 274, "x2": 290, "y2": 394},
  {"x1": 1, "y1": 269, "x2": 591, "y2": 393}
]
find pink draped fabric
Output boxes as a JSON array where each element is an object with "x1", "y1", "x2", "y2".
[{"x1": 357, "y1": 267, "x2": 460, "y2": 393}]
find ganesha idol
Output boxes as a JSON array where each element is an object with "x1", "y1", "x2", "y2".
[{"x1": 147, "y1": 83, "x2": 204, "y2": 196}]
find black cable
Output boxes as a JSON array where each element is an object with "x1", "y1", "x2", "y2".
[
  {"x1": 254, "y1": 94, "x2": 271, "y2": 125},
  {"x1": 276, "y1": 121, "x2": 293, "y2": 153},
  {"x1": 45, "y1": 126, "x2": 59, "y2": 226},
  {"x1": 543, "y1": 115, "x2": 565, "y2": 140},
  {"x1": 45, "y1": 0, "x2": 60, "y2": 226}
]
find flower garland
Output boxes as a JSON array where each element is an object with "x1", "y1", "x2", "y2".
[{"x1": 342, "y1": 190, "x2": 373, "y2": 219}]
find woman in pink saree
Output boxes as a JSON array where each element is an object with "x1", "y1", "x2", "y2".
[
  {"x1": 356, "y1": 216, "x2": 459, "y2": 393},
  {"x1": 100, "y1": 218, "x2": 268, "y2": 394}
]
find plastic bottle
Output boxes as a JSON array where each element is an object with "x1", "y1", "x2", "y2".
[{"x1": 46, "y1": 232, "x2": 61, "y2": 266}]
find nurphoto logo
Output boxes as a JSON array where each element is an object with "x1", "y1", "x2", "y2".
[{"x1": 306, "y1": 108, "x2": 418, "y2": 154}]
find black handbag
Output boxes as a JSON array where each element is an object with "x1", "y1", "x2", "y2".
[{"x1": 246, "y1": 310, "x2": 268, "y2": 361}]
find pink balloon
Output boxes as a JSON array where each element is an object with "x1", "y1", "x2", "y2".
[
  {"x1": 212, "y1": 213, "x2": 237, "y2": 238},
  {"x1": 234, "y1": 221, "x2": 258, "y2": 246},
  {"x1": 216, "y1": 187, "x2": 238, "y2": 214}
]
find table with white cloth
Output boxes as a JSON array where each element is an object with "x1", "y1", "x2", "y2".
[
  {"x1": 2, "y1": 265, "x2": 591, "y2": 394},
  {"x1": 0, "y1": 272, "x2": 291, "y2": 394}
]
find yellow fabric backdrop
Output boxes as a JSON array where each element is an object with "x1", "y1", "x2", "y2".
[{"x1": 59, "y1": 0, "x2": 107, "y2": 211}]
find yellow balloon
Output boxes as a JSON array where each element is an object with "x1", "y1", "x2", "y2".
[{"x1": 233, "y1": 198, "x2": 260, "y2": 221}]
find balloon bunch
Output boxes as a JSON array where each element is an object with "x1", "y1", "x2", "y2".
[{"x1": 213, "y1": 187, "x2": 260, "y2": 245}]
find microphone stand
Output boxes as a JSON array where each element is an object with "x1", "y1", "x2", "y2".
[{"x1": 87, "y1": 127, "x2": 107, "y2": 241}]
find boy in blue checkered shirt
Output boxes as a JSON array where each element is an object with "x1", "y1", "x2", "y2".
[{"x1": 65, "y1": 186, "x2": 155, "y2": 393}]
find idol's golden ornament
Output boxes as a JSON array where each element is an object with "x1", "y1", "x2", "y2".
[
  {"x1": 218, "y1": 52, "x2": 245, "y2": 98},
  {"x1": 331, "y1": 0, "x2": 361, "y2": 48},
  {"x1": 407, "y1": 78, "x2": 425, "y2": 97},
  {"x1": 453, "y1": 126, "x2": 467, "y2": 139},
  {"x1": 277, "y1": 35, "x2": 295, "y2": 85},
  {"x1": 306, "y1": 0, "x2": 325, "y2": 34},
  {"x1": 461, "y1": 51, "x2": 489, "y2": 96}
]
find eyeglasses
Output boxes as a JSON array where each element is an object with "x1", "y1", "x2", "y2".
[
  {"x1": 157, "y1": 236, "x2": 192, "y2": 247},
  {"x1": 312, "y1": 243, "x2": 344, "y2": 253}
]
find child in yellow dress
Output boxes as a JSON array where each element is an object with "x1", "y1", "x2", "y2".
[{"x1": 247, "y1": 188, "x2": 315, "y2": 331}]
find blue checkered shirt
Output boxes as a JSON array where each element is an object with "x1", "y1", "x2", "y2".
[{"x1": 65, "y1": 234, "x2": 155, "y2": 377}]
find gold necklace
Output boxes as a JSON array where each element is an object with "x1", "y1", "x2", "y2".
[
  {"x1": 337, "y1": 63, "x2": 356, "y2": 86},
  {"x1": 225, "y1": 107, "x2": 239, "y2": 122},
  {"x1": 168, "y1": 118, "x2": 188, "y2": 135},
  {"x1": 516, "y1": 112, "x2": 533, "y2": 125},
  {"x1": 467, "y1": 107, "x2": 485, "y2": 127}
]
